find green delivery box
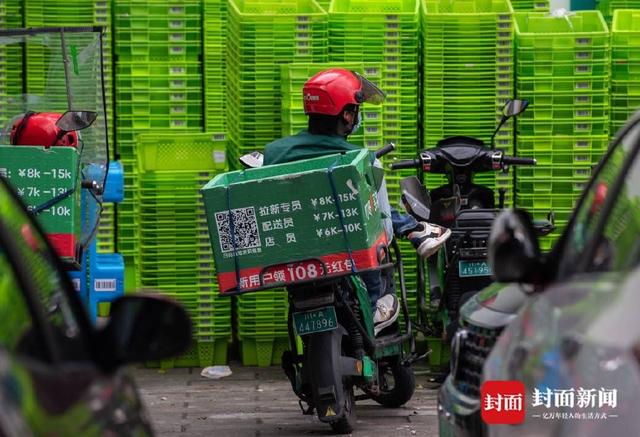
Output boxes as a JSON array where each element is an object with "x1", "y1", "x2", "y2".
[
  {"x1": 202, "y1": 149, "x2": 389, "y2": 294},
  {"x1": 0, "y1": 145, "x2": 81, "y2": 260}
]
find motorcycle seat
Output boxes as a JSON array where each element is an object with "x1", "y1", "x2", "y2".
[{"x1": 455, "y1": 208, "x2": 497, "y2": 228}]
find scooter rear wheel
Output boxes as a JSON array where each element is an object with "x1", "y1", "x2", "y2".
[
  {"x1": 329, "y1": 385, "x2": 356, "y2": 434},
  {"x1": 371, "y1": 361, "x2": 415, "y2": 408}
]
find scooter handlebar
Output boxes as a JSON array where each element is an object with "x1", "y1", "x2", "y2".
[
  {"x1": 375, "y1": 142, "x2": 396, "y2": 159},
  {"x1": 390, "y1": 159, "x2": 420, "y2": 170},
  {"x1": 502, "y1": 156, "x2": 537, "y2": 166}
]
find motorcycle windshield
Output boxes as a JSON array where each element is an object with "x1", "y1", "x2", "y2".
[{"x1": 0, "y1": 27, "x2": 109, "y2": 250}]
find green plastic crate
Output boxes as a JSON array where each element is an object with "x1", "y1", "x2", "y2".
[
  {"x1": 136, "y1": 132, "x2": 227, "y2": 173},
  {"x1": 515, "y1": 11, "x2": 610, "y2": 50},
  {"x1": 240, "y1": 336, "x2": 290, "y2": 367}
]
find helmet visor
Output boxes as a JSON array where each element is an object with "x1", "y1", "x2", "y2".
[{"x1": 353, "y1": 72, "x2": 385, "y2": 105}]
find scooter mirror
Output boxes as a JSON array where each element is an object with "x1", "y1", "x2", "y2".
[
  {"x1": 488, "y1": 208, "x2": 543, "y2": 284},
  {"x1": 56, "y1": 110, "x2": 97, "y2": 132},
  {"x1": 502, "y1": 99, "x2": 529, "y2": 118},
  {"x1": 400, "y1": 176, "x2": 431, "y2": 222},
  {"x1": 239, "y1": 151, "x2": 264, "y2": 169}
]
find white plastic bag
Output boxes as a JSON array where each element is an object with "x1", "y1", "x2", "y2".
[{"x1": 200, "y1": 365, "x2": 232, "y2": 379}]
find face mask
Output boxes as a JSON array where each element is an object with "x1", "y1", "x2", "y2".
[{"x1": 350, "y1": 110, "x2": 362, "y2": 135}]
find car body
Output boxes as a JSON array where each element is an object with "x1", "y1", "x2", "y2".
[
  {"x1": 0, "y1": 176, "x2": 192, "y2": 436},
  {"x1": 439, "y1": 111, "x2": 640, "y2": 436},
  {"x1": 437, "y1": 282, "x2": 526, "y2": 436}
]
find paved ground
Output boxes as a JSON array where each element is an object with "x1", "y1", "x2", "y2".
[{"x1": 134, "y1": 364, "x2": 441, "y2": 437}]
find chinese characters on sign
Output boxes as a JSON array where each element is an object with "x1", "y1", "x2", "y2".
[
  {"x1": 256, "y1": 201, "x2": 302, "y2": 249},
  {"x1": 481, "y1": 381, "x2": 619, "y2": 425},
  {"x1": 530, "y1": 387, "x2": 618, "y2": 420},
  {"x1": 481, "y1": 380, "x2": 526, "y2": 425}
]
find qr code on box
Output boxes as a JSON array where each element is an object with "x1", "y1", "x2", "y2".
[{"x1": 215, "y1": 207, "x2": 261, "y2": 253}]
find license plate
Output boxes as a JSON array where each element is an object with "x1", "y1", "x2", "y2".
[
  {"x1": 458, "y1": 260, "x2": 492, "y2": 277},
  {"x1": 293, "y1": 306, "x2": 338, "y2": 336}
]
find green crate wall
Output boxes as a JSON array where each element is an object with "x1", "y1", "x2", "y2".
[
  {"x1": 225, "y1": 0, "x2": 329, "y2": 366},
  {"x1": 225, "y1": 0, "x2": 328, "y2": 169},
  {"x1": 113, "y1": 0, "x2": 204, "y2": 290},
  {"x1": 511, "y1": 0, "x2": 550, "y2": 10},
  {"x1": 328, "y1": 0, "x2": 420, "y2": 161},
  {"x1": 597, "y1": 0, "x2": 640, "y2": 22},
  {"x1": 204, "y1": 0, "x2": 227, "y2": 132},
  {"x1": 137, "y1": 132, "x2": 231, "y2": 368},
  {"x1": 23, "y1": 0, "x2": 114, "y2": 153},
  {"x1": 610, "y1": 10, "x2": 640, "y2": 137},
  {"x1": 317, "y1": 0, "x2": 331, "y2": 12},
  {"x1": 21, "y1": 2, "x2": 115, "y2": 255},
  {"x1": 514, "y1": 11, "x2": 611, "y2": 251},
  {"x1": 0, "y1": 0, "x2": 24, "y2": 129},
  {"x1": 326, "y1": 0, "x2": 422, "y2": 318},
  {"x1": 421, "y1": 0, "x2": 516, "y2": 210}
]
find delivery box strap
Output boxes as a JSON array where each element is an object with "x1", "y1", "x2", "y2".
[
  {"x1": 32, "y1": 187, "x2": 76, "y2": 215},
  {"x1": 326, "y1": 162, "x2": 357, "y2": 275}
]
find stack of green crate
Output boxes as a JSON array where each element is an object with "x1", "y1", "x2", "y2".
[
  {"x1": 597, "y1": 0, "x2": 640, "y2": 22},
  {"x1": 0, "y1": 0, "x2": 23, "y2": 129},
  {"x1": 23, "y1": 1, "x2": 115, "y2": 255},
  {"x1": 510, "y1": 0, "x2": 550, "y2": 10},
  {"x1": 328, "y1": 0, "x2": 420, "y2": 163},
  {"x1": 236, "y1": 291, "x2": 290, "y2": 367},
  {"x1": 23, "y1": 0, "x2": 114, "y2": 146},
  {"x1": 226, "y1": 0, "x2": 328, "y2": 168},
  {"x1": 280, "y1": 62, "x2": 371, "y2": 146},
  {"x1": 610, "y1": 10, "x2": 640, "y2": 136},
  {"x1": 514, "y1": 11, "x2": 611, "y2": 250},
  {"x1": 317, "y1": 0, "x2": 332, "y2": 12},
  {"x1": 137, "y1": 132, "x2": 230, "y2": 369},
  {"x1": 23, "y1": 2, "x2": 115, "y2": 255},
  {"x1": 226, "y1": 0, "x2": 328, "y2": 366},
  {"x1": 0, "y1": 3, "x2": 7, "y2": 127},
  {"x1": 203, "y1": 0, "x2": 227, "y2": 133},
  {"x1": 114, "y1": 0, "x2": 204, "y2": 290},
  {"x1": 328, "y1": 0, "x2": 421, "y2": 319},
  {"x1": 422, "y1": 0, "x2": 515, "y2": 208}
]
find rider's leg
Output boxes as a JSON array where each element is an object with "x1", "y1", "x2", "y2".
[
  {"x1": 359, "y1": 270, "x2": 384, "y2": 312},
  {"x1": 391, "y1": 208, "x2": 451, "y2": 258},
  {"x1": 391, "y1": 208, "x2": 421, "y2": 236},
  {"x1": 360, "y1": 265, "x2": 399, "y2": 336}
]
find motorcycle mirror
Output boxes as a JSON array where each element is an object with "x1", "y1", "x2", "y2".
[
  {"x1": 502, "y1": 99, "x2": 529, "y2": 118},
  {"x1": 400, "y1": 176, "x2": 431, "y2": 222},
  {"x1": 56, "y1": 110, "x2": 98, "y2": 132},
  {"x1": 488, "y1": 208, "x2": 543, "y2": 284},
  {"x1": 239, "y1": 151, "x2": 264, "y2": 169}
]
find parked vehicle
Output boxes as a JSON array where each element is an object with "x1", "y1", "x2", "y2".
[
  {"x1": 390, "y1": 100, "x2": 553, "y2": 340},
  {"x1": 439, "y1": 111, "x2": 640, "y2": 436},
  {"x1": 0, "y1": 27, "x2": 125, "y2": 323},
  {"x1": 0, "y1": 175, "x2": 192, "y2": 437},
  {"x1": 482, "y1": 111, "x2": 640, "y2": 436}
]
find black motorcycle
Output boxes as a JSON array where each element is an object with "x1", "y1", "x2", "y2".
[{"x1": 390, "y1": 100, "x2": 554, "y2": 340}]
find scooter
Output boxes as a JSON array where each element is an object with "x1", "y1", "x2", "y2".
[
  {"x1": 390, "y1": 100, "x2": 554, "y2": 340},
  {"x1": 0, "y1": 27, "x2": 123, "y2": 323},
  {"x1": 238, "y1": 144, "x2": 432, "y2": 434}
]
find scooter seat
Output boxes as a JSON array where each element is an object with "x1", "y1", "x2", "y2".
[{"x1": 455, "y1": 208, "x2": 497, "y2": 228}]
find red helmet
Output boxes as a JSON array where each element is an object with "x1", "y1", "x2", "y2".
[
  {"x1": 302, "y1": 68, "x2": 385, "y2": 116},
  {"x1": 10, "y1": 112, "x2": 79, "y2": 148}
]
